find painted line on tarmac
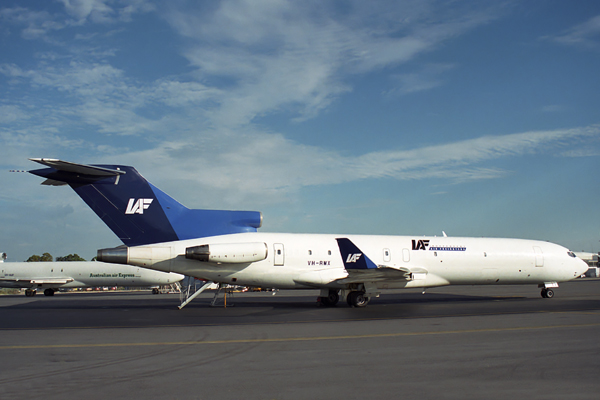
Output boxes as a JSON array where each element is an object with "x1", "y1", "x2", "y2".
[{"x1": 1, "y1": 322, "x2": 599, "y2": 351}]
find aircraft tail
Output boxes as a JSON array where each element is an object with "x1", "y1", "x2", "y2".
[{"x1": 29, "y1": 158, "x2": 262, "y2": 246}]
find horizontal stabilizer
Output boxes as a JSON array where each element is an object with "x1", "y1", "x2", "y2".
[{"x1": 30, "y1": 158, "x2": 125, "y2": 178}]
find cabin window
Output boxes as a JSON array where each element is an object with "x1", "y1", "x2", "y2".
[
  {"x1": 308, "y1": 250, "x2": 312, "y2": 255},
  {"x1": 328, "y1": 250, "x2": 331, "y2": 255}
]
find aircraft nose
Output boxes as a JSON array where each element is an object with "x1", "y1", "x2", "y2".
[{"x1": 576, "y1": 258, "x2": 589, "y2": 277}]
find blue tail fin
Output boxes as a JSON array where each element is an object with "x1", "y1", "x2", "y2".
[
  {"x1": 29, "y1": 159, "x2": 262, "y2": 246},
  {"x1": 336, "y1": 238, "x2": 378, "y2": 270}
]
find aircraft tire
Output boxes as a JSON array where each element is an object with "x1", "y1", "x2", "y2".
[
  {"x1": 25, "y1": 290, "x2": 36, "y2": 297},
  {"x1": 320, "y1": 290, "x2": 339, "y2": 307},
  {"x1": 347, "y1": 291, "x2": 369, "y2": 308},
  {"x1": 541, "y1": 288, "x2": 554, "y2": 298},
  {"x1": 44, "y1": 289, "x2": 55, "y2": 296}
]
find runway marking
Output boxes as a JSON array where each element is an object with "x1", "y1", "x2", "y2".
[{"x1": 1, "y1": 322, "x2": 599, "y2": 351}]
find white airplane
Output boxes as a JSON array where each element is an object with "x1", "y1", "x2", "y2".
[
  {"x1": 28, "y1": 158, "x2": 588, "y2": 307},
  {"x1": 0, "y1": 252, "x2": 184, "y2": 297}
]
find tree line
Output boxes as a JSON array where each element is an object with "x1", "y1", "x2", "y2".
[{"x1": 26, "y1": 253, "x2": 87, "y2": 262}]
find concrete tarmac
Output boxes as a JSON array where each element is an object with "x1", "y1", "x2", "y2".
[{"x1": 1, "y1": 280, "x2": 599, "y2": 400}]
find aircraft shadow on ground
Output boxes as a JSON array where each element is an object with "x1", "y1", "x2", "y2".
[{"x1": 2, "y1": 291, "x2": 598, "y2": 330}]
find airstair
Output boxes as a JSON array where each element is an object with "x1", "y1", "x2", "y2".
[{"x1": 177, "y1": 277, "x2": 237, "y2": 309}]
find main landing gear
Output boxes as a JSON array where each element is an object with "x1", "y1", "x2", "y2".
[
  {"x1": 44, "y1": 289, "x2": 56, "y2": 296},
  {"x1": 346, "y1": 291, "x2": 369, "y2": 308},
  {"x1": 25, "y1": 289, "x2": 36, "y2": 297},
  {"x1": 318, "y1": 289, "x2": 370, "y2": 308},
  {"x1": 319, "y1": 289, "x2": 340, "y2": 307}
]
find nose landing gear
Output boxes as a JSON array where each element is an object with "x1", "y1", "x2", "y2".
[
  {"x1": 541, "y1": 288, "x2": 554, "y2": 298},
  {"x1": 539, "y1": 282, "x2": 558, "y2": 299}
]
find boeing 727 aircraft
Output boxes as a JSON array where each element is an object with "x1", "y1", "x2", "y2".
[
  {"x1": 0, "y1": 253, "x2": 183, "y2": 297},
  {"x1": 28, "y1": 158, "x2": 588, "y2": 307}
]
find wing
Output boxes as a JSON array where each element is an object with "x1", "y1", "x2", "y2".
[
  {"x1": 0, "y1": 277, "x2": 74, "y2": 289},
  {"x1": 336, "y1": 266, "x2": 428, "y2": 284},
  {"x1": 335, "y1": 238, "x2": 428, "y2": 283}
]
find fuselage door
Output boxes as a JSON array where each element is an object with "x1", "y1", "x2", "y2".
[
  {"x1": 402, "y1": 248, "x2": 410, "y2": 262},
  {"x1": 383, "y1": 248, "x2": 391, "y2": 262},
  {"x1": 533, "y1": 246, "x2": 544, "y2": 267},
  {"x1": 274, "y1": 243, "x2": 285, "y2": 266}
]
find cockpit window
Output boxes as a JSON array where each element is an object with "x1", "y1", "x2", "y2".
[{"x1": 567, "y1": 251, "x2": 576, "y2": 258}]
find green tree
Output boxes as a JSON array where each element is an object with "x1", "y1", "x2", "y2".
[
  {"x1": 26, "y1": 253, "x2": 53, "y2": 262},
  {"x1": 55, "y1": 254, "x2": 86, "y2": 261}
]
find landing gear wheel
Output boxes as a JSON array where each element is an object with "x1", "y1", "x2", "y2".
[
  {"x1": 44, "y1": 289, "x2": 55, "y2": 296},
  {"x1": 347, "y1": 291, "x2": 369, "y2": 308},
  {"x1": 541, "y1": 288, "x2": 554, "y2": 298},
  {"x1": 152, "y1": 288, "x2": 160, "y2": 294},
  {"x1": 25, "y1": 290, "x2": 36, "y2": 297},
  {"x1": 320, "y1": 290, "x2": 340, "y2": 307}
]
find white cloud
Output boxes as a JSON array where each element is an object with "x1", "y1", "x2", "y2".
[
  {"x1": 0, "y1": 0, "x2": 505, "y2": 141},
  {"x1": 2, "y1": 1, "x2": 594, "y2": 209},
  {"x1": 545, "y1": 14, "x2": 600, "y2": 48},
  {"x1": 388, "y1": 63, "x2": 455, "y2": 95},
  {"x1": 0, "y1": 105, "x2": 29, "y2": 124},
  {"x1": 164, "y1": 0, "x2": 503, "y2": 127},
  {"x1": 561, "y1": 148, "x2": 600, "y2": 158},
  {"x1": 59, "y1": 0, "x2": 154, "y2": 24},
  {"x1": 59, "y1": 0, "x2": 113, "y2": 22},
  {"x1": 0, "y1": 6, "x2": 64, "y2": 40},
  {"x1": 95, "y1": 124, "x2": 600, "y2": 208}
]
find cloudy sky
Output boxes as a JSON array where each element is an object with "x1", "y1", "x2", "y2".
[{"x1": 1, "y1": 0, "x2": 599, "y2": 261}]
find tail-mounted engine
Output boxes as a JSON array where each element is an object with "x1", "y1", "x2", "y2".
[{"x1": 186, "y1": 242, "x2": 268, "y2": 264}]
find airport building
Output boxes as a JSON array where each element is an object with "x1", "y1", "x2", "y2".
[{"x1": 576, "y1": 252, "x2": 599, "y2": 277}]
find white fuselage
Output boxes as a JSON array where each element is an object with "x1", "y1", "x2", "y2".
[
  {"x1": 0, "y1": 261, "x2": 184, "y2": 290},
  {"x1": 124, "y1": 233, "x2": 588, "y2": 290}
]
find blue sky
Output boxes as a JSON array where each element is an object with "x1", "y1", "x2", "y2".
[{"x1": 1, "y1": 0, "x2": 599, "y2": 261}]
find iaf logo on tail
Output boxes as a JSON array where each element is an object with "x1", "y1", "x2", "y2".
[{"x1": 125, "y1": 198, "x2": 153, "y2": 214}]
